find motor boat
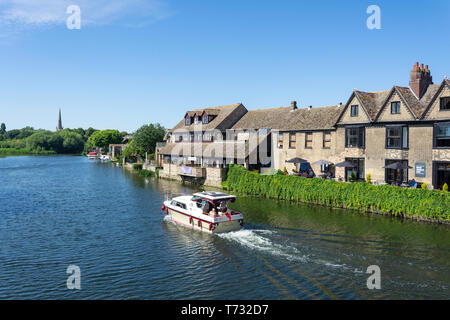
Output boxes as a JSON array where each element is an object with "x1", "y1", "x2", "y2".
[
  {"x1": 161, "y1": 192, "x2": 244, "y2": 234},
  {"x1": 87, "y1": 152, "x2": 98, "y2": 160},
  {"x1": 99, "y1": 155, "x2": 111, "y2": 161}
]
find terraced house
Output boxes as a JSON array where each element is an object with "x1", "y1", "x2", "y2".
[
  {"x1": 156, "y1": 62, "x2": 450, "y2": 190},
  {"x1": 334, "y1": 63, "x2": 450, "y2": 189}
]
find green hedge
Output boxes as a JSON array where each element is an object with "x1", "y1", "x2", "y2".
[
  {"x1": 133, "y1": 163, "x2": 143, "y2": 170},
  {"x1": 222, "y1": 165, "x2": 450, "y2": 223}
]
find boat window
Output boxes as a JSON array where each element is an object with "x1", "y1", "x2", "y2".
[{"x1": 170, "y1": 200, "x2": 186, "y2": 209}]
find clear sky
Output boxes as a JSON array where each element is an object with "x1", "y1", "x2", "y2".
[{"x1": 0, "y1": 0, "x2": 449, "y2": 132}]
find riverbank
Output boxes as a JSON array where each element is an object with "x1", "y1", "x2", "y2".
[
  {"x1": 222, "y1": 165, "x2": 450, "y2": 224},
  {"x1": 0, "y1": 148, "x2": 57, "y2": 156}
]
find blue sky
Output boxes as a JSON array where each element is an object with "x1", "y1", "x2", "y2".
[{"x1": 0, "y1": 0, "x2": 449, "y2": 132}]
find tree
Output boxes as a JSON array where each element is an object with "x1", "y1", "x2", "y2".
[
  {"x1": 58, "y1": 130, "x2": 85, "y2": 154},
  {"x1": 0, "y1": 123, "x2": 6, "y2": 135},
  {"x1": 26, "y1": 131, "x2": 63, "y2": 153},
  {"x1": 88, "y1": 130, "x2": 122, "y2": 150},
  {"x1": 5, "y1": 129, "x2": 21, "y2": 140},
  {"x1": 85, "y1": 127, "x2": 97, "y2": 139},
  {"x1": 130, "y1": 123, "x2": 166, "y2": 158}
]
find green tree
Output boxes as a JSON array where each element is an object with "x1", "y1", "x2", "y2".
[
  {"x1": 26, "y1": 131, "x2": 64, "y2": 153},
  {"x1": 85, "y1": 127, "x2": 97, "y2": 139},
  {"x1": 130, "y1": 123, "x2": 166, "y2": 158},
  {"x1": 88, "y1": 130, "x2": 122, "y2": 150},
  {"x1": 5, "y1": 129, "x2": 21, "y2": 140},
  {"x1": 58, "y1": 130, "x2": 85, "y2": 154},
  {"x1": 0, "y1": 123, "x2": 6, "y2": 135}
]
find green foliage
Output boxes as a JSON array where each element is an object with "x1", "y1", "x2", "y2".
[
  {"x1": 421, "y1": 183, "x2": 428, "y2": 190},
  {"x1": 366, "y1": 174, "x2": 371, "y2": 184},
  {"x1": 57, "y1": 130, "x2": 85, "y2": 154},
  {"x1": 139, "y1": 169, "x2": 155, "y2": 177},
  {"x1": 133, "y1": 163, "x2": 143, "y2": 170},
  {"x1": 349, "y1": 170, "x2": 356, "y2": 182},
  {"x1": 443, "y1": 183, "x2": 449, "y2": 192},
  {"x1": 0, "y1": 123, "x2": 6, "y2": 135},
  {"x1": 130, "y1": 123, "x2": 166, "y2": 158},
  {"x1": 223, "y1": 165, "x2": 450, "y2": 222},
  {"x1": 26, "y1": 131, "x2": 64, "y2": 153},
  {"x1": 88, "y1": 130, "x2": 122, "y2": 149}
]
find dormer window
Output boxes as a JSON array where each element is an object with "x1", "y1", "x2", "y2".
[
  {"x1": 351, "y1": 105, "x2": 359, "y2": 117},
  {"x1": 202, "y1": 114, "x2": 209, "y2": 124},
  {"x1": 194, "y1": 116, "x2": 199, "y2": 124},
  {"x1": 440, "y1": 97, "x2": 450, "y2": 111},
  {"x1": 185, "y1": 117, "x2": 191, "y2": 126},
  {"x1": 391, "y1": 102, "x2": 401, "y2": 114}
]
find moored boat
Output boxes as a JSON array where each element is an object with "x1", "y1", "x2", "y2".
[
  {"x1": 87, "y1": 152, "x2": 98, "y2": 160},
  {"x1": 162, "y1": 192, "x2": 243, "y2": 234}
]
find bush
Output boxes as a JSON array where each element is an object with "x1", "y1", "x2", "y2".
[
  {"x1": 222, "y1": 165, "x2": 450, "y2": 222},
  {"x1": 421, "y1": 183, "x2": 428, "y2": 190},
  {"x1": 139, "y1": 169, "x2": 155, "y2": 177},
  {"x1": 133, "y1": 163, "x2": 143, "y2": 170},
  {"x1": 366, "y1": 174, "x2": 371, "y2": 184},
  {"x1": 443, "y1": 183, "x2": 448, "y2": 192}
]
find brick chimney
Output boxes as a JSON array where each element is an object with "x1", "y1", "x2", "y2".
[{"x1": 409, "y1": 62, "x2": 433, "y2": 99}]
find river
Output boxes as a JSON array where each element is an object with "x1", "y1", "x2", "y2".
[{"x1": 0, "y1": 156, "x2": 448, "y2": 299}]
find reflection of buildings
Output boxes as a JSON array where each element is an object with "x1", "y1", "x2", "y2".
[{"x1": 157, "y1": 63, "x2": 450, "y2": 189}]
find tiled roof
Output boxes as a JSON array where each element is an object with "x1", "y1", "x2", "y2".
[
  {"x1": 231, "y1": 107, "x2": 293, "y2": 130},
  {"x1": 354, "y1": 90, "x2": 391, "y2": 120},
  {"x1": 395, "y1": 86, "x2": 425, "y2": 118},
  {"x1": 173, "y1": 104, "x2": 247, "y2": 132},
  {"x1": 282, "y1": 105, "x2": 343, "y2": 131}
]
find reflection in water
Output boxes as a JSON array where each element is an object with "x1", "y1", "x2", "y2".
[{"x1": 0, "y1": 156, "x2": 448, "y2": 299}]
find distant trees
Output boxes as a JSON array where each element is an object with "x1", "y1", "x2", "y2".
[
  {"x1": 87, "y1": 130, "x2": 122, "y2": 150},
  {"x1": 124, "y1": 123, "x2": 165, "y2": 159},
  {"x1": 26, "y1": 131, "x2": 64, "y2": 153},
  {"x1": 0, "y1": 123, "x2": 6, "y2": 135}
]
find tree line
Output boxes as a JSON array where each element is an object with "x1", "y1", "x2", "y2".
[{"x1": 0, "y1": 122, "x2": 165, "y2": 157}]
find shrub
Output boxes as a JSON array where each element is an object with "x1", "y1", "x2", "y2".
[
  {"x1": 133, "y1": 163, "x2": 143, "y2": 170},
  {"x1": 443, "y1": 183, "x2": 448, "y2": 192},
  {"x1": 421, "y1": 183, "x2": 428, "y2": 190},
  {"x1": 222, "y1": 165, "x2": 450, "y2": 222},
  {"x1": 139, "y1": 169, "x2": 155, "y2": 178},
  {"x1": 366, "y1": 174, "x2": 372, "y2": 184}
]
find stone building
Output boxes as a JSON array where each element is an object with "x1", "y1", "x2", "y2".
[
  {"x1": 156, "y1": 63, "x2": 450, "y2": 189},
  {"x1": 334, "y1": 63, "x2": 450, "y2": 189}
]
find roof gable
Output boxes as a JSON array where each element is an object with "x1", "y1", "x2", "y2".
[
  {"x1": 375, "y1": 87, "x2": 418, "y2": 122},
  {"x1": 336, "y1": 91, "x2": 372, "y2": 124},
  {"x1": 421, "y1": 79, "x2": 450, "y2": 120}
]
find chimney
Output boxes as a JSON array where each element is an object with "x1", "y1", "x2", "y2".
[
  {"x1": 291, "y1": 101, "x2": 297, "y2": 110},
  {"x1": 410, "y1": 62, "x2": 433, "y2": 99}
]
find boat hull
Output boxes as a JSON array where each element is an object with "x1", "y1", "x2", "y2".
[{"x1": 167, "y1": 207, "x2": 242, "y2": 234}]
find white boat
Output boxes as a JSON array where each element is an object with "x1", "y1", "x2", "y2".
[
  {"x1": 162, "y1": 192, "x2": 244, "y2": 234},
  {"x1": 99, "y1": 155, "x2": 111, "y2": 161}
]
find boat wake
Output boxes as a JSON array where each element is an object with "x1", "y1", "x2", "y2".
[{"x1": 217, "y1": 229, "x2": 309, "y2": 263}]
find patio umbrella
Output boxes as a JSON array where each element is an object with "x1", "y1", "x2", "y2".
[
  {"x1": 312, "y1": 160, "x2": 334, "y2": 166},
  {"x1": 335, "y1": 161, "x2": 356, "y2": 168},
  {"x1": 383, "y1": 162, "x2": 413, "y2": 170},
  {"x1": 286, "y1": 157, "x2": 309, "y2": 164}
]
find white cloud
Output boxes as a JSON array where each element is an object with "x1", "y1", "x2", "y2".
[{"x1": 0, "y1": 0, "x2": 170, "y2": 27}]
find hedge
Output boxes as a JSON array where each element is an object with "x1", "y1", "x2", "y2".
[{"x1": 222, "y1": 165, "x2": 450, "y2": 223}]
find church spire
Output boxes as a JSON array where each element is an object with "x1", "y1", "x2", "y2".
[{"x1": 56, "y1": 109, "x2": 63, "y2": 132}]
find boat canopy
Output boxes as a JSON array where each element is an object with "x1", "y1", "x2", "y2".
[{"x1": 192, "y1": 192, "x2": 236, "y2": 201}]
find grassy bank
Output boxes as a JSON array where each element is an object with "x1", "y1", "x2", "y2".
[
  {"x1": 222, "y1": 165, "x2": 450, "y2": 223},
  {"x1": 0, "y1": 148, "x2": 57, "y2": 155}
]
